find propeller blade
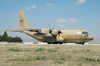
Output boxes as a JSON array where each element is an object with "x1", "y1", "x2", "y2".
[
  {"x1": 49, "y1": 29, "x2": 52, "y2": 34},
  {"x1": 58, "y1": 30, "x2": 62, "y2": 34},
  {"x1": 57, "y1": 30, "x2": 62, "y2": 38},
  {"x1": 48, "y1": 28, "x2": 54, "y2": 34}
]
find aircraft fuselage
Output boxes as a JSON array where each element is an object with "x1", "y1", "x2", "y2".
[{"x1": 24, "y1": 29, "x2": 93, "y2": 44}]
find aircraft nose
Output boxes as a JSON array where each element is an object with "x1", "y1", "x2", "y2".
[{"x1": 89, "y1": 36, "x2": 93, "y2": 40}]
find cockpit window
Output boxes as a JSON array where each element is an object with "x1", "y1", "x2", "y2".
[
  {"x1": 82, "y1": 32, "x2": 88, "y2": 34},
  {"x1": 83, "y1": 35, "x2": 87, "y2": 37}
]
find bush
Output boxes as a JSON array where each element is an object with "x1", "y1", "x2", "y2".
[
  {"x1": 0, "y1": 31, "x2": 23, "y2": 42},
  {"x1": 35, "y1": 48, "x2": 45, "y2": 52},
  {"x1": 8, "y1": 48, "x2": 23, "y2": 52},
  {"x1": 55, "y1": 60, "x2": 64, "y2": 64},
  {"x1": 79, "y1": 57, "x2": 100, "y2": 63},
  {"x1": 47, "y1": 49, "x2": 57, "y2": 52}
]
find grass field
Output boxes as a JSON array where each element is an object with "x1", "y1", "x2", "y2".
[{"x1": 0, "y1": 44, "x2": 100, "y2": 66}]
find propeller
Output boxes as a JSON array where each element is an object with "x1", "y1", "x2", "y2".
[
  {"x1": 48, "y1": 28, "x2": 63, "y2": 38},
  {"x1": 57, "y1": 30, "x2": 62, "y2": 38},
  {"x1": 48, "y1": 28, "x2": 54, "y2": 34},
  {"x1": 49, "y1": 29, "x2": 52, "y2": 34}
]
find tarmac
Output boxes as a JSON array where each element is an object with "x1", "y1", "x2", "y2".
[{"x1": 0, "y1": 42, "x2": 100, "y2": 45}]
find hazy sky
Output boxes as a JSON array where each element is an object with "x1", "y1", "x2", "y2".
[{"x1": 0, "y1": 0, "x2": 100, "y2": 42}]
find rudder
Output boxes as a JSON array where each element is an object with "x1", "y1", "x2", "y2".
[{"x1": 18, "y1": 11, "x2": 29, "y2": 28}]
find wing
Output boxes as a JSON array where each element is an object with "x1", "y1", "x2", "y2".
[
  {"x1": 7, "y1": 28, "x2": 58, "y2": 36},
  {"x1": 23, "y1": 28, "x2": 58, "y2": 36}
]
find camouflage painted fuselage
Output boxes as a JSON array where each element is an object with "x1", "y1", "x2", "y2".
[{"x1": 24, "y1": 29, "x2": 93, "y2": 43}]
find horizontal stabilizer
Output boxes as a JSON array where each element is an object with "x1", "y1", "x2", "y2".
[{"x1": 6, "y1": 30, "x2": 23, "y2": 32}]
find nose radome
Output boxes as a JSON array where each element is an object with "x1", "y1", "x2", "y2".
[{"x1": 89, "y1": 36, "x2": 93, "y2": 40}]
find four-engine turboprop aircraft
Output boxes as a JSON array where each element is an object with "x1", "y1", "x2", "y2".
[{"x1": 8, "y1": 11, "x2": 93, "y2": 44}]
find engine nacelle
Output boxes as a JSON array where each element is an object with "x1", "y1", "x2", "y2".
[
  {"x1": 56, "y1": 36, "x2": 64, "y2": 42},
  {"x1": 45, "y1": 34, "x2": 52, "y2": 37}
]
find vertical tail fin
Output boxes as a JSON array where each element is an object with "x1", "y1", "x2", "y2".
[{"x1": 18, "y1": 11, "x2": 29, "y2": 28}]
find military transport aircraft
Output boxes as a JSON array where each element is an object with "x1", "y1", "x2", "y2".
[{"x1": 8, "y1": 11, "x2": 93, "y2": 44}]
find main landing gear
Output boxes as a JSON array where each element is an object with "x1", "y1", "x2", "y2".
[
  {"x1": 47, "y1": 42, "x2": 63, "y2": 44},
  {"x1": 76, "y1": 42, "x2": 85, "y2": 45}
]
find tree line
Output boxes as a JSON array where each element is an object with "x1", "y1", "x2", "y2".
[{"x1": 0, "y1": 31, "x2": 23, "y2": 42}]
